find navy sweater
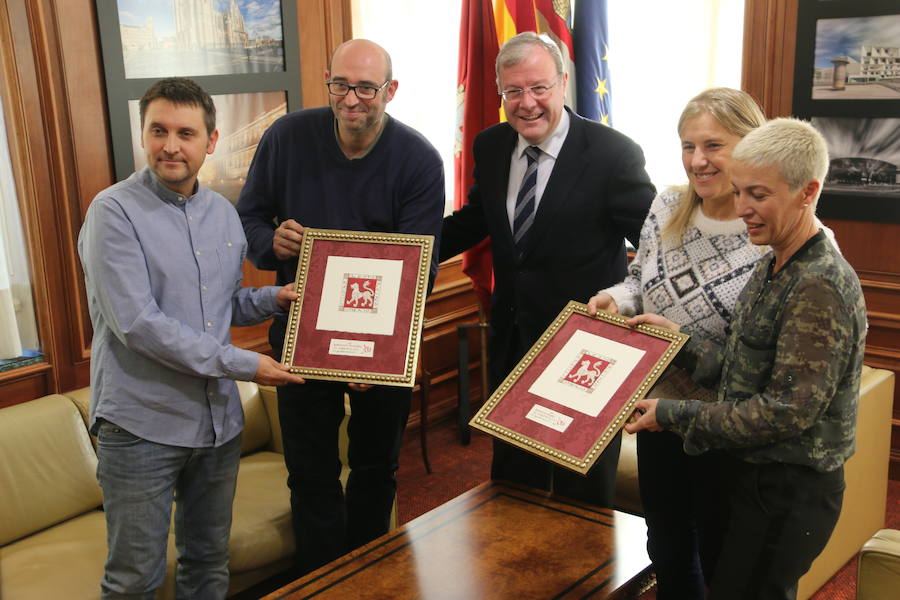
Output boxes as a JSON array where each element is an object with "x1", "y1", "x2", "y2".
[{"x1": 237, "y1": 106, "x2": 445, "y2": 293}]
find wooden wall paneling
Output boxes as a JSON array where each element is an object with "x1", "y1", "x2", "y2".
[
  {"x1": 298, "y1": 0, "x2": 351, "y2": 109},
  {"x1": 823, "y1": 219, "x2": 900, "y2": 479},
  {"x1": 28, "y1": 0, "x2": 98, "y2": 390},
  {"x1": 54, "y1": 0, "x2": 116, "y2": 376},
  {"x1": 0, "y1": 363, "x2": 53, "y2": 410},
  {"x1": 741, "y1": 0, "x2": 797, "y2": 118},
  {"x1": 409, "y1": 258, "x2": 485, "y2": 432},
  {"x1": 0, "y1": 0, "x2": 63, "y2": 399}
]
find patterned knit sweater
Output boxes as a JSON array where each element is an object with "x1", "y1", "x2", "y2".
[{"x1": 600, "y1": 188, "x2": 766, "y2": 401}]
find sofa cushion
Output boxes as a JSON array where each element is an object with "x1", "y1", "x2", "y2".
[
  {"x1": 0, "y1": 510, "x2": 107, "y2": 599},
  {"x1": 857, "y1": 528, "x2": 900, "y2": 600},
  {"x1": 0, "y1": 395, "x2": 102, "y2": 546},
  {"x1": 238, "y1": 381, "x2": 273, "y2": 456},
  {"x1": 228, "y1": 451, "x2": 295, "y2": 573}
]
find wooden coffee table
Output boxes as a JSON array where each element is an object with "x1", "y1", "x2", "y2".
[{"x1": 263, "y1": 481, "x2": 652, "y2": 599}]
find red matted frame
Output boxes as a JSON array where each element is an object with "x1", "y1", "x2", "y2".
[
  {"x1": 470, "y1": 301, "x2": 688, "y2": 475},
  {"x1": 281, "y1": 228, "x2": 434, "y2": 387}
]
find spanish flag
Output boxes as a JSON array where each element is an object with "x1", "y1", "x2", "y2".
[
  {"x1": 454, "y1": 0, "x2": 501, "y2": 310},
  {"x1": 494, "y1": 0, "x2": 577, "y2": 109}
]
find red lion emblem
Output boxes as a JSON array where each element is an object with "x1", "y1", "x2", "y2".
[{"x1": 563, "y1": 354, "x2": 610, "y2": 389}]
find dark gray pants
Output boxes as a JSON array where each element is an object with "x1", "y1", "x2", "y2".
[{"x1": 710, "y1": 457, "x2": 844, "y2": 600}]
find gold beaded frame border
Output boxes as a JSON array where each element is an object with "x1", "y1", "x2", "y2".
[
  {"x1": 281, "y1": 228, "x2": 434, "y2": 387},
  {"x1": 469, "y1": 301, "x2": 689, "y2": 475}
]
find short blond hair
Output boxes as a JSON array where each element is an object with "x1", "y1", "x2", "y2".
[{"x1": 732, "y1": 118, "x2": 830, "y2": 192}]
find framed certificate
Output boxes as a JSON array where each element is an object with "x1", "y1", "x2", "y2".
[
  {"x1": 281, "y1": 228, "x2": 434, "y2": 387},
  {"x1": 470, "y1": 301, "x2": 689, "y2": 474}
]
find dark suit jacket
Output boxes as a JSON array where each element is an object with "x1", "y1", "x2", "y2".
[{"x1": 441, "y1": 109, "x2": 655, "y2": 387}]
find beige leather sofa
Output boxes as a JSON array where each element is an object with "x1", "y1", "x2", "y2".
[
  {"x1": 611, "y1": 366, "x2": 895, "y2": 600},
  {"x1": 0, "y1": 382, "x2": 297, "y2": 600},
  {"x1": 857, "y1": 528, "x2": 900, "y2": 600}
]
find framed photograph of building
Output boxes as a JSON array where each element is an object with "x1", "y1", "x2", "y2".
[
  {"x1": 115, "y1": 0, "x2": 286, "y2": 79},
  {"x1": 282, "y1": 229, "x2": 435, "y2": 388},
  {"x1": 793, "y1": 0, "x2": 900, "y2": 222},
  {"x1": 96, "y1": 0, "x2": 301, "y2": 183},
  {"x1": 469, "y1": 302, "x2": 688, "y2": 475}
]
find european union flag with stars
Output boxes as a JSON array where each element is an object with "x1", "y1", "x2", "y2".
[{"x1": 573, "y1": 0, "x2": 612, "y2": 126}]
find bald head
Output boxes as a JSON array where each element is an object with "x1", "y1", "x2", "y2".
[{"x1": 330, "y1": 39, "x2": 393, "y2": 82}]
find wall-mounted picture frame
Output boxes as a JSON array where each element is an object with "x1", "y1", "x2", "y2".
[
  {"x1": 115, "y1": 0, "x2": 287, "y2": 79},
  {"x1": 96, "y1": 0, "x2": 301, "y2": 184},
  {"x1": 792, "y1": 0, "x2": 900, "y2": 223},
  {"x1": 470, "y1": 302, "x2": 688, "y2": 475}
]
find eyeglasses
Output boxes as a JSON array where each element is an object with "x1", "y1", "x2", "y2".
[
  {"x1": 499, "y1": 82, "x2": 558, "y2": 101},
  {"x1": 325, "y1": 80, "x2": 390, "y2": 100}
]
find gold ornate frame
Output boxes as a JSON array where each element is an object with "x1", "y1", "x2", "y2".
[
  {"x1": 470, "y1": 301, "x2": 689, "y2": 474},
  {"x1": 281, "y1": 228, "x2": 433, "y2": 387}
]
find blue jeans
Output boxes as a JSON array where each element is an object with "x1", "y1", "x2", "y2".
[{"x1": 95, "y1": 421, "x2": 242, "y2": 600}]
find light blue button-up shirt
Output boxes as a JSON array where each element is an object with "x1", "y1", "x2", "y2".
[{"x1": 78, "y1": 167, "x2": 281, "y2": 447}]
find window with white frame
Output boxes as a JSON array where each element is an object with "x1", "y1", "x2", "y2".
[
  {"x1": 351, "y1": 0, "x2": 463, "y2": 214},
  {"x1": 0, "y1": 94, "x2": 41, "y2": 369}
]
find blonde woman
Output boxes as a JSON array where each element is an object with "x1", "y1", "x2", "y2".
[{"x1": 588, "y1": 88, "x2": 767, "y2": 600}]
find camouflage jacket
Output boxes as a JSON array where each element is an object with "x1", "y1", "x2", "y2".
[{"x1": 655, "y1": 231, "x2": 867, "y2": 473}]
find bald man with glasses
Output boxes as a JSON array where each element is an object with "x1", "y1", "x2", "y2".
[{"x1": 237, "y1": 39, "x2": 444, "y2": 575}]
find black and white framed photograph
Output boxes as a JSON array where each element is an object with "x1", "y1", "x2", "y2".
[
  {"x1": 809, "y1": 117, "x2": 900, "y2": 221},
  {"x1": 793, "y1": 0, "x2": 900, "y2": 222},
  {"x1": 96, "y1": 0, "x2": 301, "y2": 183}
]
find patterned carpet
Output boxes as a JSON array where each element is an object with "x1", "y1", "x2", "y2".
[{"x1": 397, "y1": 418, "x2": 900, "y2": 599}]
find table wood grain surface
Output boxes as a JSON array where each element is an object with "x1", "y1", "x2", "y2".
[{"x1": 263, "y1": 481, "x2": 651, "y2": 600}]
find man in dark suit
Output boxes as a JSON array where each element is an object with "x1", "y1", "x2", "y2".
[{"x1": 441, "y1": 32, "x2": 655, "y2": 506}]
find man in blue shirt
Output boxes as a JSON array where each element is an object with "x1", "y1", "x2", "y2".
[
  {"x1": 237, "y1": 39, "x2": 444, "y2": 574},
  {"x1": 78, "y1": 77, "x2": 305, "y2": 599}
]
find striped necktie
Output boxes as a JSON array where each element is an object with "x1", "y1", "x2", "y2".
[{"x1": 513, "y1": 146, "x2": 540, "y2": 247}]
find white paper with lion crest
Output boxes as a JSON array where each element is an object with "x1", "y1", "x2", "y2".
[
  {"x1": 315, "y1": 256, "x2": 403, "y2": 335},
  {"x1": 527, "y1": 329, "x2": 646, "y2": 417}
]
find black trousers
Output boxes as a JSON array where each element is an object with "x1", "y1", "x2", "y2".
[
  {"x1": 710, "y1": 457, "x2": 845, "y2": 600},
  {"x1": 277, "y1": 380, "x2": 411, "y2": 575},
  {"x1": 488, "y1": 325, "x2": 621, "y2": 507},
  {"x1": 637, "y1": 430, "x2": 727, "y2": 600}
]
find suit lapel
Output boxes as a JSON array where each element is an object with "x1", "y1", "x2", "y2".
[{"x1": 519, "y1": 110, "x2": 589, "y2": 258}]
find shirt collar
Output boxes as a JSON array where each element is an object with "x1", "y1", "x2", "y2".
[
  {"x1": 140, "y1": 166, "x2": 197, "y2": 205},
  {"x1": 766, "y1": 229, "x2": 826, "y2": 279},
  {"x1": 515, "y1": 108, "x2": 570, "y2": 160}
]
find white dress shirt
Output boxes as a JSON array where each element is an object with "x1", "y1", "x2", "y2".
[{"x1": 505, "y1": 110, "x2": 571, "y2": 232}]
